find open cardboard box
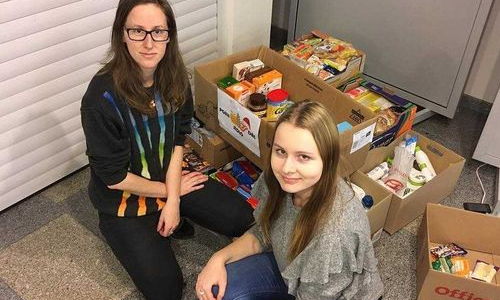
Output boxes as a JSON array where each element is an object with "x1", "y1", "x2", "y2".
[
  {"x1": 185, "y1": 128, "x2": 242, "y2": 169},
  {"x1": 284, "y1": 29, "x2": 366, "y2": 88},
  {"x1": 350, "y1": 171, "x2": 392, "y2": 237},
  {"x1": 194, "y1": 46, "x2": 377, "y2": 178},
  {"x1": 417, "y1": 203, "x2": 500, "y2": 300},
  {"x1": 361, "y1": 130, "x2": 465, "y2": 234}
]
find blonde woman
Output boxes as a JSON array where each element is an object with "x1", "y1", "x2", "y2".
[{"x1": 196, "y1": 100, "x2": 384, "y2": 300}]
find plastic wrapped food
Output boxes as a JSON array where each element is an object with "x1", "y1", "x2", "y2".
[
  {"x1": 374, "y1": 108, "x2": 399, "y2": 135},
  {"x1": 470, "y1": 260, "x2": 499, "y2": 283},
  {"x1": 430, "y1": 243, "x2": 468, "y2": 258}
]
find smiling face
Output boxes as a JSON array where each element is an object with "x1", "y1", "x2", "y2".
[
  {"x1": 123, "y1": 3, "x2": 168, "y2": 82},
  {"x1": 271, "y1": 122, "x2": 324, "y2": 204}
]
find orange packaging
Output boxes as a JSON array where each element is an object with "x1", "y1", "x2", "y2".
[
  {"x1": 252, "y1": 70, "x2": 282, "y2": 96},
  {"x1": 225, "y1": 80, "x2": 255, "y2": 106}
]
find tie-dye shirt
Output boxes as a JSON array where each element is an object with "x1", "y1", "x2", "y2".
[{"x1": 81, "y1": 73, "x2": 193, "y2": 217}]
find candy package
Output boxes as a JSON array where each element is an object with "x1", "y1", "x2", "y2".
[{"x1": 430, "y1": 243, "x2": 468, "y2": 258}]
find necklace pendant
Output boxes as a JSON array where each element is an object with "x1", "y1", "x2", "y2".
[{"x1": 149, "y1": 99, "x2": 156, "y2": 108}]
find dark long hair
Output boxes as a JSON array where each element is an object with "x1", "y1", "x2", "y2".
[
  {"x1": 259, "y1": 100, "x2": 341, "y2": 261},
  {"x1": 100, "y1": 0, "x2": 189, "y2": 115}
]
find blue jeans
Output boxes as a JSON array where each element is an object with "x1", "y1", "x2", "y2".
[{"x1": 212, "y1": 252, "x2": 295, "y2": 300}]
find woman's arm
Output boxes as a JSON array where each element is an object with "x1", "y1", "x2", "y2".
[
  {"x1": 157, "y1": 145, "x2": 184, "y2": 236},
  {"x1": 196, "y1": 232, "x2": 262, "y2": 300},
  {"x1": 107, "y1": 172, "x2": 166, "y2": 198}
]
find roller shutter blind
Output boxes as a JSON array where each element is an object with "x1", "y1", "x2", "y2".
[{"x1": 0, "y1": 0, "x2": 218, "y2": 210}]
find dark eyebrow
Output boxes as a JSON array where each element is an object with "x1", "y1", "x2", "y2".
[
  {"x1": 297, "y1": 151, "x2": 316, "y2": 156},
  {"x1": 126, "y1": 25, "x2": 168, "y2": 30},
  {"x1": 272, "y1": 143, "x2": 316, "y2": 156}
]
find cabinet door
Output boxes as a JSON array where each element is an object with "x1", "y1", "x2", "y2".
[
  {"x1": 473, "y1": 88, "x2": 500, "y2": 168},
  {"x1": 295, "y1": 0, "x2": 490, "y2": 117}
]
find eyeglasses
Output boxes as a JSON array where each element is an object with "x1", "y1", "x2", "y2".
[{"x1": 125, "y1": 28, "x2": 170, "y2": 42}]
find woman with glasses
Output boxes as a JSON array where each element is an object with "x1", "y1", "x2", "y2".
[{"x1": 80, "y1": 1, "x2": 254, "y2": 299}]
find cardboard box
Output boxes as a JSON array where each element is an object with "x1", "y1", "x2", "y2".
[
  {"x1": 185, "y1": 128, "x2": 241, "y2": 169},
  {"x1": 194, "y1": 46, "x2": 377, "y2": 178},
  {"x1": 361, "y1": 130, "x2": 465, "y2": 234},
  {"x1": 284, "y1": 29, "x2": 366, "y2": 88},
  {"x1": 350, "y1": 171, "x2": 392, "y2": 236},
  {"x1": 417, "y1": 203, "x2": 500, "y2": 300}
]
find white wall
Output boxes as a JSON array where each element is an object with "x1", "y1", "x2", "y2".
[
  {"x1": 464, "y1": 0, "x2": 500, "y2": 103},
  {"x1": 217, "y1": 0, "x2": 272, "y2": 55}
]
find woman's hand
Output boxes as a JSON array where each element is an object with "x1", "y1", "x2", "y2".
[
  {"x1": 156, "y1": 200, "x2": 180, "y2": 237},
  {"x1": 180, "y1": 170, "x2": 208, "y2": 196},
  {"x1": 196, "y1": 255, "x2": 227, "y2": 300}
]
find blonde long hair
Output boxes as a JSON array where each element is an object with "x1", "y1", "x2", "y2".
[{"x1": 260, "y1": 100, "x2": 341, "y2": 261}]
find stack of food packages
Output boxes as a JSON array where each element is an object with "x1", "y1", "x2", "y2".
[
  {"x1": 365, "y1": 135, "x2": 436, "y2": 199},
  {"x1": 217, "y1": 59, "x2": 291, "y2": 122},
  {"x1": 184, "y1": 119, "x2": 262, "y2": 209},
  {"x1": 183, "y1": 140, "x2": 261, "y2": 209},
  {"x1": 210, "y1": 158, "x2": 261, "y2": 209},
  {"x1": 344, "y1": 79, "x2": 415, "y2": 144},
  {"x1": 281, "y1": 32, "x2": 363, "y2": 84},
  {"x1": 430, "y1": 243, "x2": 499, "y2": 283}
]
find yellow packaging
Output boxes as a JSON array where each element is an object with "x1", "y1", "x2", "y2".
[{"x1": 252, "y1": 70, "x2": 282, "y2": 96}]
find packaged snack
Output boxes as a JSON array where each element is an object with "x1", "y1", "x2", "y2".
[
  {"x1": 246, "y1": 197, "x2": 259, "y2": 209},
  {"x1": 214, "y1": 171, "x2": 239, "y2": 190},
  {"x1": 470, "y1": 260, "x2": 499, "y2": 283},
  {"x1": 346, "y1": 86, "x2": 369, "y2": 100},
  {"x1": 217, "y1": 76, "x2": 239, "y2": 89},
  {"x1": 244, "y1": 66, "x2": 273, "y2": 82},
  {"x1": 232, "y1": 59, "x2": 265, "y2": 81},
  {"x1": 430, "y1": 243, "x2": 468, "y2": 258},
  {"x1": 252, "y1": 70, "x2": 283, "y2": 96},
  {"x1": 374, "y1": 108, "x2": 399, "y2": 135},
  {"x1": 450, "y1": 257, "x2": 470, "y2": 277},
  {"x1": 231, "y1": 161, "x2": 254, "y2": 185},
  {"x1": 225, "y1": 80, "x2": 255, "y2": 106},
  {"x1": 439, "y1": 256, "x2": 453, "y2": 273}
]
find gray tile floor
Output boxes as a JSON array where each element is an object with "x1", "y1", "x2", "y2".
[{"x1": 0, "y1": 96, "x2": 497, "y2": 300}]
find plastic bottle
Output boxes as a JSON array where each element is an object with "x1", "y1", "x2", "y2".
[
  {"x1": 415, "y1": 146, "x2": 436, "y2": 182},
  {"x1": 366, "y1": 162, "x2": 389, "y2": 180},
  {"x1": 361, "y1": 195, "x2": 374, "y2": 211}
]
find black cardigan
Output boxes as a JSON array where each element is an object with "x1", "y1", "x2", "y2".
[{"x1": 80, "y1": 73, "x2": 193, "y2": 217}]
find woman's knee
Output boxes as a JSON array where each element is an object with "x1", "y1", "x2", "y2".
[{"x1": 137, "y1": 266, "x2": 183, "y2": 300}]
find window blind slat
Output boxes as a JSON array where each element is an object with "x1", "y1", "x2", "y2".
[
  {"x1": 0, "y1": 129, "x2": 84, "y2": 180},
  {"x1": 0, "y1": 83, "x2": 87, "y2": 134},
  {"x1": 0, "y1": 102, "x2": 81, "y2": 151},
  {"x1": 0, "y1": 0, "x2": 117, "y2": 43},
  {"x1": 0, "y1": 65, "x2": 98, "y2": 118},
  {"x1": 0, "y1": 45, "x2": 108, "y2": 100},
  {"x1": 0, "y1": 29, "x2": 110, "y2": 82},
  {"x1": 0, "y1": 118, "x2": 82, "y2": 167},
  {"x1": 0, "y1": 0, "x2": 80, "y2": 23},
  {"x1": 0, "y1": 9, "x2": 115, "y2": 64}
]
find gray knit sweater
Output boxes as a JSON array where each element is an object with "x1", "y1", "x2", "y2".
[{"x1": 248, "y1": 174, "x2": 384, "y2": 300}]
